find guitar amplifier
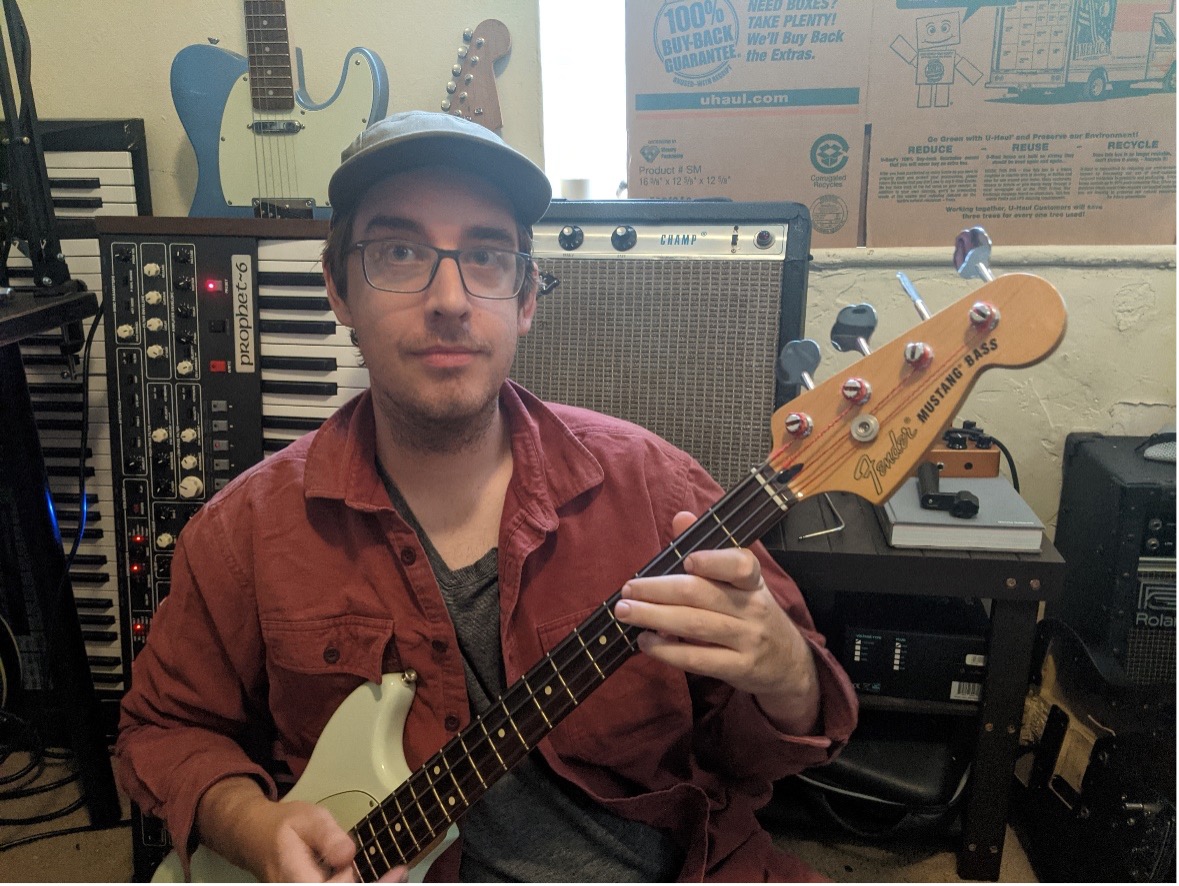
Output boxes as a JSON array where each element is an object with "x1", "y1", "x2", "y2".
[
  {"x1": 519, "y1": 200, "x2": 811, "y2": 490},
  {"x1": 1048, "y1": 432, "x2": 1176, "y2": 687}
]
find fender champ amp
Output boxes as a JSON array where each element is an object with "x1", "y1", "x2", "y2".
[
  {"x1": 517, "y1": 200, "x2": 811, "y2": 490},
  {"x1": 1048, "y1": 432, "x2": 1176, "y2": 687}
]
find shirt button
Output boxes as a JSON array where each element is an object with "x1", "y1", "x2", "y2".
[
  {"x1": 431, "y1": 639, "x2": 448, "y2": 654},
  {"x1": 400, "y1": 548, "x2": 417, "y2": 565},
  {"x1": 323, "y1": 646, "x2": 340, "y2": 664},
  {"x1": 444, "y1": 714, "x2": 460, "y2": 731}
]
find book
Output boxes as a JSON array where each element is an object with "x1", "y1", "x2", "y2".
[{"x1": 877, "y1": 476, "x2": 1045, "y2": 552}]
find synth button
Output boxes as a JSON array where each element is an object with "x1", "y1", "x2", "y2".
[
  {"x1": 211, "y1": 420, "x2": 229, "y2": 433},
  {"x1": 213, "y1": 459, "x2": 230, "y2": 472},
  {"x1": 444, "y1": 714, "x2": 460, "y2": 732},
  {"x1": 210, "y1": 400, "x2": 228, "y2": 413},
  {"x1": 212, "y1": 439, "x2": 230, "y2": 452},
  {"x1": 322, "y1": 646, "x2": 340, "y2": 665},
  {"x1": 208, "y1": 320, "x2": 228, "y2": 333},
  {"x1": 400, "y1": 548, "x2": 417, "y2": 566},
  {"x1": 209, "y1": 359, "x2": 228, "y2": 373}
]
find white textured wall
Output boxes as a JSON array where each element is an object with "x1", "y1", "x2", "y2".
[{"x1": 15, "y1": 2, "x2": 1175, "y2": 532}]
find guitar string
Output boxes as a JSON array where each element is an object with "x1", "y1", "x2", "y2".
[
  {"x1": 355, "y1": 299, "x2": 1009, "y2": 875},
  {"x1": 245, "y1": 2, "x2": 298, "y2": 211},
  {"x1": 351, "y1": 466, "x2": 800, "y2": 874}
]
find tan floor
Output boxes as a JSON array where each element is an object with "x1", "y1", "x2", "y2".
[{"x1": 0, "y1": 752, "x2": 1038, "y2": 882}]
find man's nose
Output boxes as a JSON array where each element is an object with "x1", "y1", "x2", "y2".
[{"x1": 425, "y1": 254, "x2": 471, "y2": 312}]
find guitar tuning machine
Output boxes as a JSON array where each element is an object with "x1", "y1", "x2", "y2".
[
  {"x1": 463, "y1": 29, "x2": 474, "y2": 42},
  {"x1": 452, "y1": 63, "x2": 462, "y2": 76},
  {"x1": 955, "y1": 226, "x2": 995, "y2": 283}
]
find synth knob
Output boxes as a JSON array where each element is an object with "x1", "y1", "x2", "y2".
[
  {"x1": 146, "y1": 317, "x2": 165, "y2": 332},
  {"x1": 144, "y1": 290, "x2": 163, "y2": 305},
  {"x1": 969, "y1": 301, "x2": 1000, "y2": 329},
  {"x1": 176, "y1": 360, "x2": 194, "y2": 376},
  {"x1": 841, "y1": 377, "x2": 872, "y2": 404},
  {"x1": 179, "y1": 428, "x2": 199, "y2": 443},
  {"x1": 143, "y1": 262, "x2": 162, "y2": 277},
  {"x1": 904, "y1": 342, "x2": 933, "y2": 368},
  {"x1": 175, "y1": 277, "x2": 193, "y2": 291},
  {"x1": 178, "y1": 476, "x2": 205, "y2": 500},
  {"x1": 611, "y1": 225, "x2": 637, "y2": 252},
  {"x1": 156, "y1": 532, "x2": 175, "y2": 549},
  {"x1": 172, "y1": 246, "x2": 194, "y2": 264},
  {"x1": 146, "y1": 344, "x2": 166, "y2": 359},
  {"x1": 180, "y1": 454, "x2": 198, "y2": 471},
  {"x1": 784, "y1": 412, "x2": 814, "y2": 439},
  {"x1": 116, "y1": 324, "x2": 136, "y2": 340},
  {"x1": 558, "y1": 225, "x2": 584, "y2": 251},
  {"x1": 150, "y1": 427, "x2": 169, "y2": 444}
]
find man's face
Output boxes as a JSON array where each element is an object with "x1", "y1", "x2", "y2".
[{"x1": 325, "y1": 166, "x2": 535, "y2": 449}]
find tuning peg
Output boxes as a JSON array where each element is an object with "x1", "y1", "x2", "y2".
[
  {"x1": 896, "y1": 271, "x2": 932, "y2": 321},
  {"x1": 955, "y1": 226, "x2": 995, "y2": 282},
  {"x1": 776, "y1": 338, "x2": 821, "y2": 391},
  {"x1": 830, "y1": 303, "x2": 877, "y2": 356}
]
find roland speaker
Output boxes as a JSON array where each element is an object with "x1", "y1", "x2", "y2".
[
  {"x1": 1049, "y1": 432, "x2": 1176, "y2": 687},
  {"x1": 516, "y1": 200, "x2": 811, "y2": 490}
]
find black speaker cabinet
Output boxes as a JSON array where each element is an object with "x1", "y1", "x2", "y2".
[
  {"x1": 519, "y1": 200, "x2": 810, "y2": 490},
  {"x1": 1048, "y1": 432, "x2": 1176, "y2": 687}
]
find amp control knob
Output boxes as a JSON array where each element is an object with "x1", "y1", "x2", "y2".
[
  {"x1": 180, "y1": 454, "x2": 199, "y2": 471},
  {"x1": 116, "y1": 324, "x2": 136, "y2": 340},
  {"x1": 180, "y1": 428, "x2": 199, "y2": 443},
  {"x1": 156, "y1": 532, "x2": 175, "y2": 549},
  {"x1": 144, "y1": 290, "x2": 163, "y2": 305},
  {"x1": 151, "y1": 427, "x2": 169, "y2": 444},
  {"x1": 558, "y1": 225, "x2": 584, "y2": 251},
  {"x1": 143, "y1": 262, "x2": 162, "y2": 277},
  {"x1": 611, "y1": 225, "x2": 637, "y2": 252},
  {"x1": 146, "y1": 344, "x2": 166, "y2": 360},
  {"x1": 178, "y1": 476, "x2": 205, "y2": 499},
  {"x1": 146, "y1": 318, "x2": 166, "y2": 332},
  {"x1": 176, "y1": 360, "x2": 194, "y2": 376}
]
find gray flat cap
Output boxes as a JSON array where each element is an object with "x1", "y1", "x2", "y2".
[{"x1": 328, "y1": 110, "x2": 552, "y2": 225}]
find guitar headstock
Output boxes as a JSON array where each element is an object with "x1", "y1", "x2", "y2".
[
  {"x1": 441, "y1": 19, "x2": 511, "y2": 131},
  {"x1": 770, "y1": 273, "x2": 1066, "y2": 505}
]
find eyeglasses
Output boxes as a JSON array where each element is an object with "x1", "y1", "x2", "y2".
[{"x1": 348, "y1": 238, "x2": 531, "y2": 300}]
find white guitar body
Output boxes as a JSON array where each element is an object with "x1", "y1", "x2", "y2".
[
  {"x1": 218, "y1": 50, "x2": 382, "y2": 211},
  {"x1": 152, "y1": 674, "x2": 456, "y2": 882}
]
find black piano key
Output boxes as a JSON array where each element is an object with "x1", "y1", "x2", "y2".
[
  {"x1": 261, "y1": 415, "x2": 324, "y2": 431},
  {"x1": 68, "y1": 572, "x2": 111, "y2": 585},
  {"x1": 261, "y1": 380, "x2": 338, "y2": 396},
  {"x1": 260, "y1": 355, "x2": 337, "y2": 372},
  {"x1": 82, "y1": 630, "x2": 119, "y2": 642},
  {"x1": 78, "y1": 613, "x2": 117, "y2": 627},
  {"x1": 259, "y1": 319, "x2": 338, "y2": 336},
  {"x1": 257, "y1": 270, "x2": 325, "y2": 287},
  {"x1": 75, "y1": 596, "x2": 114, "y2": 610},
  {"x1": 258, "y1": 295, "x2": 332, "y2": 312},
  {"x1": 87, "y1": 655, "x2": 122, "y2": 667},
  {"x1": 49, "y1": 177, "x2": 102, "y2": 189},
  {"x1": 52, "y1": 197, "x2": 104, "y2": 209}
]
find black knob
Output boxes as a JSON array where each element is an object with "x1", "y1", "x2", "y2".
[
  {"x1": 172, "y1": 247, "x2": 194, "y2": 264},
  {"x1": 114, "y1": 246, "x2": 135, "y2": 263},
  {"x1": 611, "y1": 225, "x2": 637, "y2": 251},
  {"x1": 557, "y1": 225, "x2": 584, "y2": 251},
  {"x1": 175, "y1": 277, "x2": 193, "y2": 291}
]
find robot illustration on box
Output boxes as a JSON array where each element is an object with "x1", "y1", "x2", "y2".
[{"x1": 891, "y1": 10, "x2": 984, "y2": 108}]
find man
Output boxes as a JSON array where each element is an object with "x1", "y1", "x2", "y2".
[{"x1": 116, "y1": 110, "x2": 857, "y2": 882}]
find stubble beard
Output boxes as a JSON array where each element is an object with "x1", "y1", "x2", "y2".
[{"x1": 375, "y1": 382, "x2": 502, "y2": 455}]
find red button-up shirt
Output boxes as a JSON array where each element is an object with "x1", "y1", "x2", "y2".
[{"x1": 115, "y1": 382, "x2": 857, "y2": 881}]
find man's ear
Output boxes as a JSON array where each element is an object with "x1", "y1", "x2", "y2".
[
  {"x1": 324, "y1": 263, "x2": 354, "y2": 328},
  {"x1": 517, "y1": 263, "x2": 539, "y2": 335}
]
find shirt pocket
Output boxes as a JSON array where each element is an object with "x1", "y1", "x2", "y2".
[
  {"x1": 535, "y1": 607, "x2": 692, "y2": 781},
  {"x1": 261, "y1": 614, "x2": 397, "y2": 758}
]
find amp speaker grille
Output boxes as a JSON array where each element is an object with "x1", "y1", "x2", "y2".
[{"x1": 512, "y1": 257, "x2": 785, "y2": 490}]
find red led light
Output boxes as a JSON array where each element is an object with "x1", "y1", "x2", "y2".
[
  {"x1": 131, "y1": 533, "x2": 147, "y2": 545},
  {"x1": 129, "y1": 562, "x2": 144, "y2": 574},
  {"x1": 132, "y1": 622, "x2": 146, "y2": 635},
  {"x1": 205, "y1": 279, "x2": 224, "y2": 293}
]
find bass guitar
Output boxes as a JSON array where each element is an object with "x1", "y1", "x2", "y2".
[
  {"x1": 170, "y1": 0, "x2": 388, "y2": 219},
  {"x1": 153, "y1": 274, "x2": 1067, "y2": 881}
]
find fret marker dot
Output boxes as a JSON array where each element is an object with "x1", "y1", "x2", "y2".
[
  {"x1": 598, "y1": 636, "x2": 607, "y2": 645},
  {"x1": 497, "y1": 728, "x2": 506, "y2": 738},
  {"x1": 448, "y1": 797, "x2": 456, "y2": 806},
  {"x1": 394, "y1": 823, "x2": 402, "y2": 832},
  {"x1": 433, "y1": 765, "x2": 441, "y2": 775},
  {"x1": 544, "y1": 686, "x2": 552, "y2": 695},
  {"x1": 368, "y1": 847, "x2": 376, "y2": 856}
]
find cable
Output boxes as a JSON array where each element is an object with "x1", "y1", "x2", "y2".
[{"x1": 0, "y1": 816, "x2": 131, "y2": 854}]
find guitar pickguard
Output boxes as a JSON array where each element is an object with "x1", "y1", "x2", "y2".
[
  {"x1": 152, "y1": 674, "x2": 455, "y2": 882},
  {"x1": 218, "y1": 47, "x2": 386, "y2": 217}
]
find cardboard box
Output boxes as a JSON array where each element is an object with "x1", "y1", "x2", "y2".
[{"x1": 626, "y1": 0, "x2": 1176, "y2": 247}]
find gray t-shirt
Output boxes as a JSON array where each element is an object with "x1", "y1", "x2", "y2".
[{"x1": 380, "y1": 472, "x2": 683, "y2": 882}]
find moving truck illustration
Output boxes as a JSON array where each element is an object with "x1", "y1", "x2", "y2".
[{"x1": 987, "y1": 0, "x2": 1176, "y2": 99}]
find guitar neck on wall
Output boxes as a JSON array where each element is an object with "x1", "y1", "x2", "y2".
[
  {"x1": 440, "y1": 20, "x2": 512, "y2": 131},
  {"x1": 171, "y1": 0, "x2": 389, "y2": 219}
]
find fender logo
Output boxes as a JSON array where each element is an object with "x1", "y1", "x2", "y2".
[{"x1": 854, "y1": 427, "x2": 919, "y2": 496}]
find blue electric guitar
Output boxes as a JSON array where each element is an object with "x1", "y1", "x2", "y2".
[{"x1": 170, "y1": 0, "x2": 388, "y2": 219}]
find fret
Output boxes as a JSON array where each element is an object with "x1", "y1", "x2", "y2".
[
  {"x1": 606, "y1": 608, "x2": 639, "y2": 651},
  {"x1": 520, "y1": 675, "x2": 553, "y2": 730},
  {"x1": 455, "y1": 734, "x2": 488, "y2": 789},
  {"x1": 573, "y1": 626, "x2": 607, "y2": 680},
  {"x1": 387, "y1": 791, "x2": 422, "y2": 853},
  {"x1": 436, "y1": 748, "x2": 471, "y2": 808},
  {"x1": 354, "y1": 851, "x2": 376, "y2": 882},
  {"x1": 545, "y1": 654, "x2": 579, "y2": 705},
  {"x1": 476, "y1": 717, "x2": 510, "y2": 772},
  {"x1": 710, "y1": 510, "x2": 740, "y2": 547},
  {"x1": 373, "y1": 796, "x2": 410, "y2": 864},
  {"x1": 423, "y1": 767, "x2": 456, "y2": 823}
]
